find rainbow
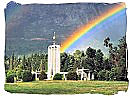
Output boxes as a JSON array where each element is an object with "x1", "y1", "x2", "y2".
[{"x1": 60, "y1": 3, "x2": 126, "y2": 53}]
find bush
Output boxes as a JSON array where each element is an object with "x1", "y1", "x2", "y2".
[
  {"x1": 39, "y1": 71, "x2": 47, "y2": 80},
  {"x1": 109, "y1": 67, "x2": 121, "y2": 81},
  {"x1": 32, "y1": 74, "x2": 36, "y2": 81},
  {"x1": 22, "y1": 70, "x2": 32, "y2": 82},
  {"x1": 105, "y1": 70, "x2": 110, "y2": 81},
  {"x1": 66, "y1": 71, "x2": 78, "y2": 80},
  {"x1": 6, "y1": 74, "x2": 14, "y2": 83},
  {"x1": 53, "y1": 73, "x2": 62, "y2": 80},
  {"x1": 6, "y1": 70, "x2": 15, "y2": 83},
  {"x1": 97, "y1": 70, "x2": 106, "y2": 80}
]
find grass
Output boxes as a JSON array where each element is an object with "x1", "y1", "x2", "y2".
[{"x1": 5, "y1": 80, "x2": 128, "y2": 95}]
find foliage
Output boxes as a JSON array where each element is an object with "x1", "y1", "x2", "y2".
[
  {"x1": 39, "y1": 71, "x2": 47, "y2": 80},
  {"x1": 105, "y1": 70, "x2": 110, "y2": 81},
  {"x1": 4, "y1": 36, "x2": 127, "y2": 82},
  {"x1": 16, "y1": 69, "x2": 23, "y2": 79},
  {"x1": 6, "y1": 75, "x2": 14, "y2": 83},
  {"x1": 6, "y1": 70, "x2": 16, "y2": 83},
  {"x1": 97, "y1": 70, "x2": 107, "y2": 81},
  {"x1": 5, "y1": 53, "x2": 48, "y2": 81},
  {"x1": 94, "y1": 49, "x2": 104, "y2": 72},
  {"x1": 86, "y1": 47, "x2": 96, "y2": 58},
  {"x1": 73, "y1": 50, "x2": 85, "y2": 69},
  {"x1": 103, "y1": 59, "x2": 112, "y2": 71},
  {"x1": 104, "y1": 36, "x2": 128, "y2": 81},
  {"x1": 60, "y1": 52, "x2": 75, "y2": 72},
  {"x1": 66, "y1": 71, "x2": 78, "y2": 80},
  {"x1": 85, "y1": 47, "x2": 96, "y2": 71},
  {"x1": 22, "y1": 70, "x2": 32, "y2": 82},
  {"x1": 53, "y1": 73, "x2": 63, "y2": 80}
]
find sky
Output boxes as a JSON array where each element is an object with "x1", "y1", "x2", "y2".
[{"x1": 66, "y1": 8, "x2": 126, "y2": 54}]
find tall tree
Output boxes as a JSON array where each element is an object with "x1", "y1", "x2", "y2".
[
  {"x1": 94, "y1": 49, "x2": 104, "y2": 72},
  {"x1": 85, "y1": 47, "x2": 96, "y2": 71},
  {"x1": 60, "y1": 52, "x2": 69, "y2": 72},
  {"x1": 9, "y1": 53, "x2": 15, "y2": 70},
  {"x1": 73, "y1": 50, "x2": 82, "y2": 69},
  {"x1": 104, "y1": 36, "x2": 128, "y2": 81},
  {"x1": 86, "y1": 47, "x2": 96, "y2": 58}
]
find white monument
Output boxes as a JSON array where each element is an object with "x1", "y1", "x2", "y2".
[{"x1": 47, "y1": 32, "x2": 60, "y2": 80}]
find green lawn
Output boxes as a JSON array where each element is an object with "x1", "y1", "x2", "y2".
[{"x1": 5, "y1": 80, "x2": 128, "y2": 95}]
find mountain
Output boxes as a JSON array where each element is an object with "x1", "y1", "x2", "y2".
[{"x1": 5, "y1": 1, "x2": 125, "y2": 56}]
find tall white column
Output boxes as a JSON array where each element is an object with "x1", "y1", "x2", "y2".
[
  {"x1": 88, "y1": 72, "x2": 90, "y2": 80},
  {"x1": 76, "y1": 67, "x2": 78, "y2": 75},
  {"x1": 47, "y1": 32, "x2": 60, "y2": 80},
  {"x1": 92, "y1": 73, "x2": 94, "y2": 80},
  {"x1": 35, "y1": 72, "x2": 37, "y2": 80},
  {"x1": 47, "y1": 46, "x2": 52, "y2": 80},
  {"x1": 56, "y1": 45, "x2": 60, "y2": 73},
  {"x1": 52, "y1": 47, "x2": 55, "y2": 77},
  {"x1": 81, "y1": 70, "x2": 83, "y2": 80},
  {"x1": 47, "y1": 45, "x2": 60, "y2": 80}
]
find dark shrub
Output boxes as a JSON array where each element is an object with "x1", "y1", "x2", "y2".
[
  {"x1": 66, "y1": 71, "x2": 78, "y2": 80},
  {"x1": 53, "y1": 73, "x2": 62, "y2": 80},
  {"x1": 32, "y1": 74, "x2": 35, "y2": 81},
  {"x1": 6, "y1": 70, "x2": 15, "y2": 83},
  {"x1": 93, "y1": 71, "x2": 98, "y2": 80},
  {"x1": 6, "y1": 74, "x2": 14, "y2": 83},
  {"x1": 22, "y1": 70, "x2": 32, "y2": 82},
  {"x1": 39, "y1": 71, "x2": 47, "y2": 80}
]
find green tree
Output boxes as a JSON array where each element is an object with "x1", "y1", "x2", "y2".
[
  {"x1": 22, "y1": 55, "x2": 27, "y2": 70},
  {"x1": 118, "y1": 36, "x2": 128, "y2": 80},
  {"x1": 15, "y1": 63, "x2": 23, "y2": 80},
  {"x1": 103, "y1": 59, "x2": 112, "y2": 71},
  {"x1": 94, "y1": 49, "x2": 104, "y2": 72},
  {"x1": 9, "y1": 53, "x2": 15, "y2": 70},
  {"x1": 85, "y1": 47, "x2": 96, "y2": 71},
  {"x1": 73, "y1": 50, "x2": 82, "y2": 60},
  {"x1": 60, "y1": 52, "x2": 70, "y2": 72},
  {"x1": 86, "y1": 47, "x2": 96, "y2": 58},
  {"x1": 73, "y1": 50, "x2": 85, "y2": 69},
  {"x1": 6, "y1": 70, "x2": 16, "y2": 83},
  {"x1": 104, "y1": 36, "x2": 128, "y2": 81}
]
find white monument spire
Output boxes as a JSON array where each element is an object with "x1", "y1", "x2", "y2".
[
  {"x1": 53, "y1": 32, "x2": 56, "y2": 45},
  {"x1": 47, "y1": 32, "x2": 60, "y2": 80}
]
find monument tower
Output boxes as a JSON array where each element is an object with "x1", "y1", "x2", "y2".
[{"x1": 47, "y1": 32, "x2": 60, "y2": 80}]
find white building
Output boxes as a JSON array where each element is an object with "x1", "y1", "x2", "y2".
[
  {"x1": 32, "y1": 32, "x2": 94, "y2": 81},
  {"x1": 47, "y1": 32, "x2": 60, "y2": 80}
]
